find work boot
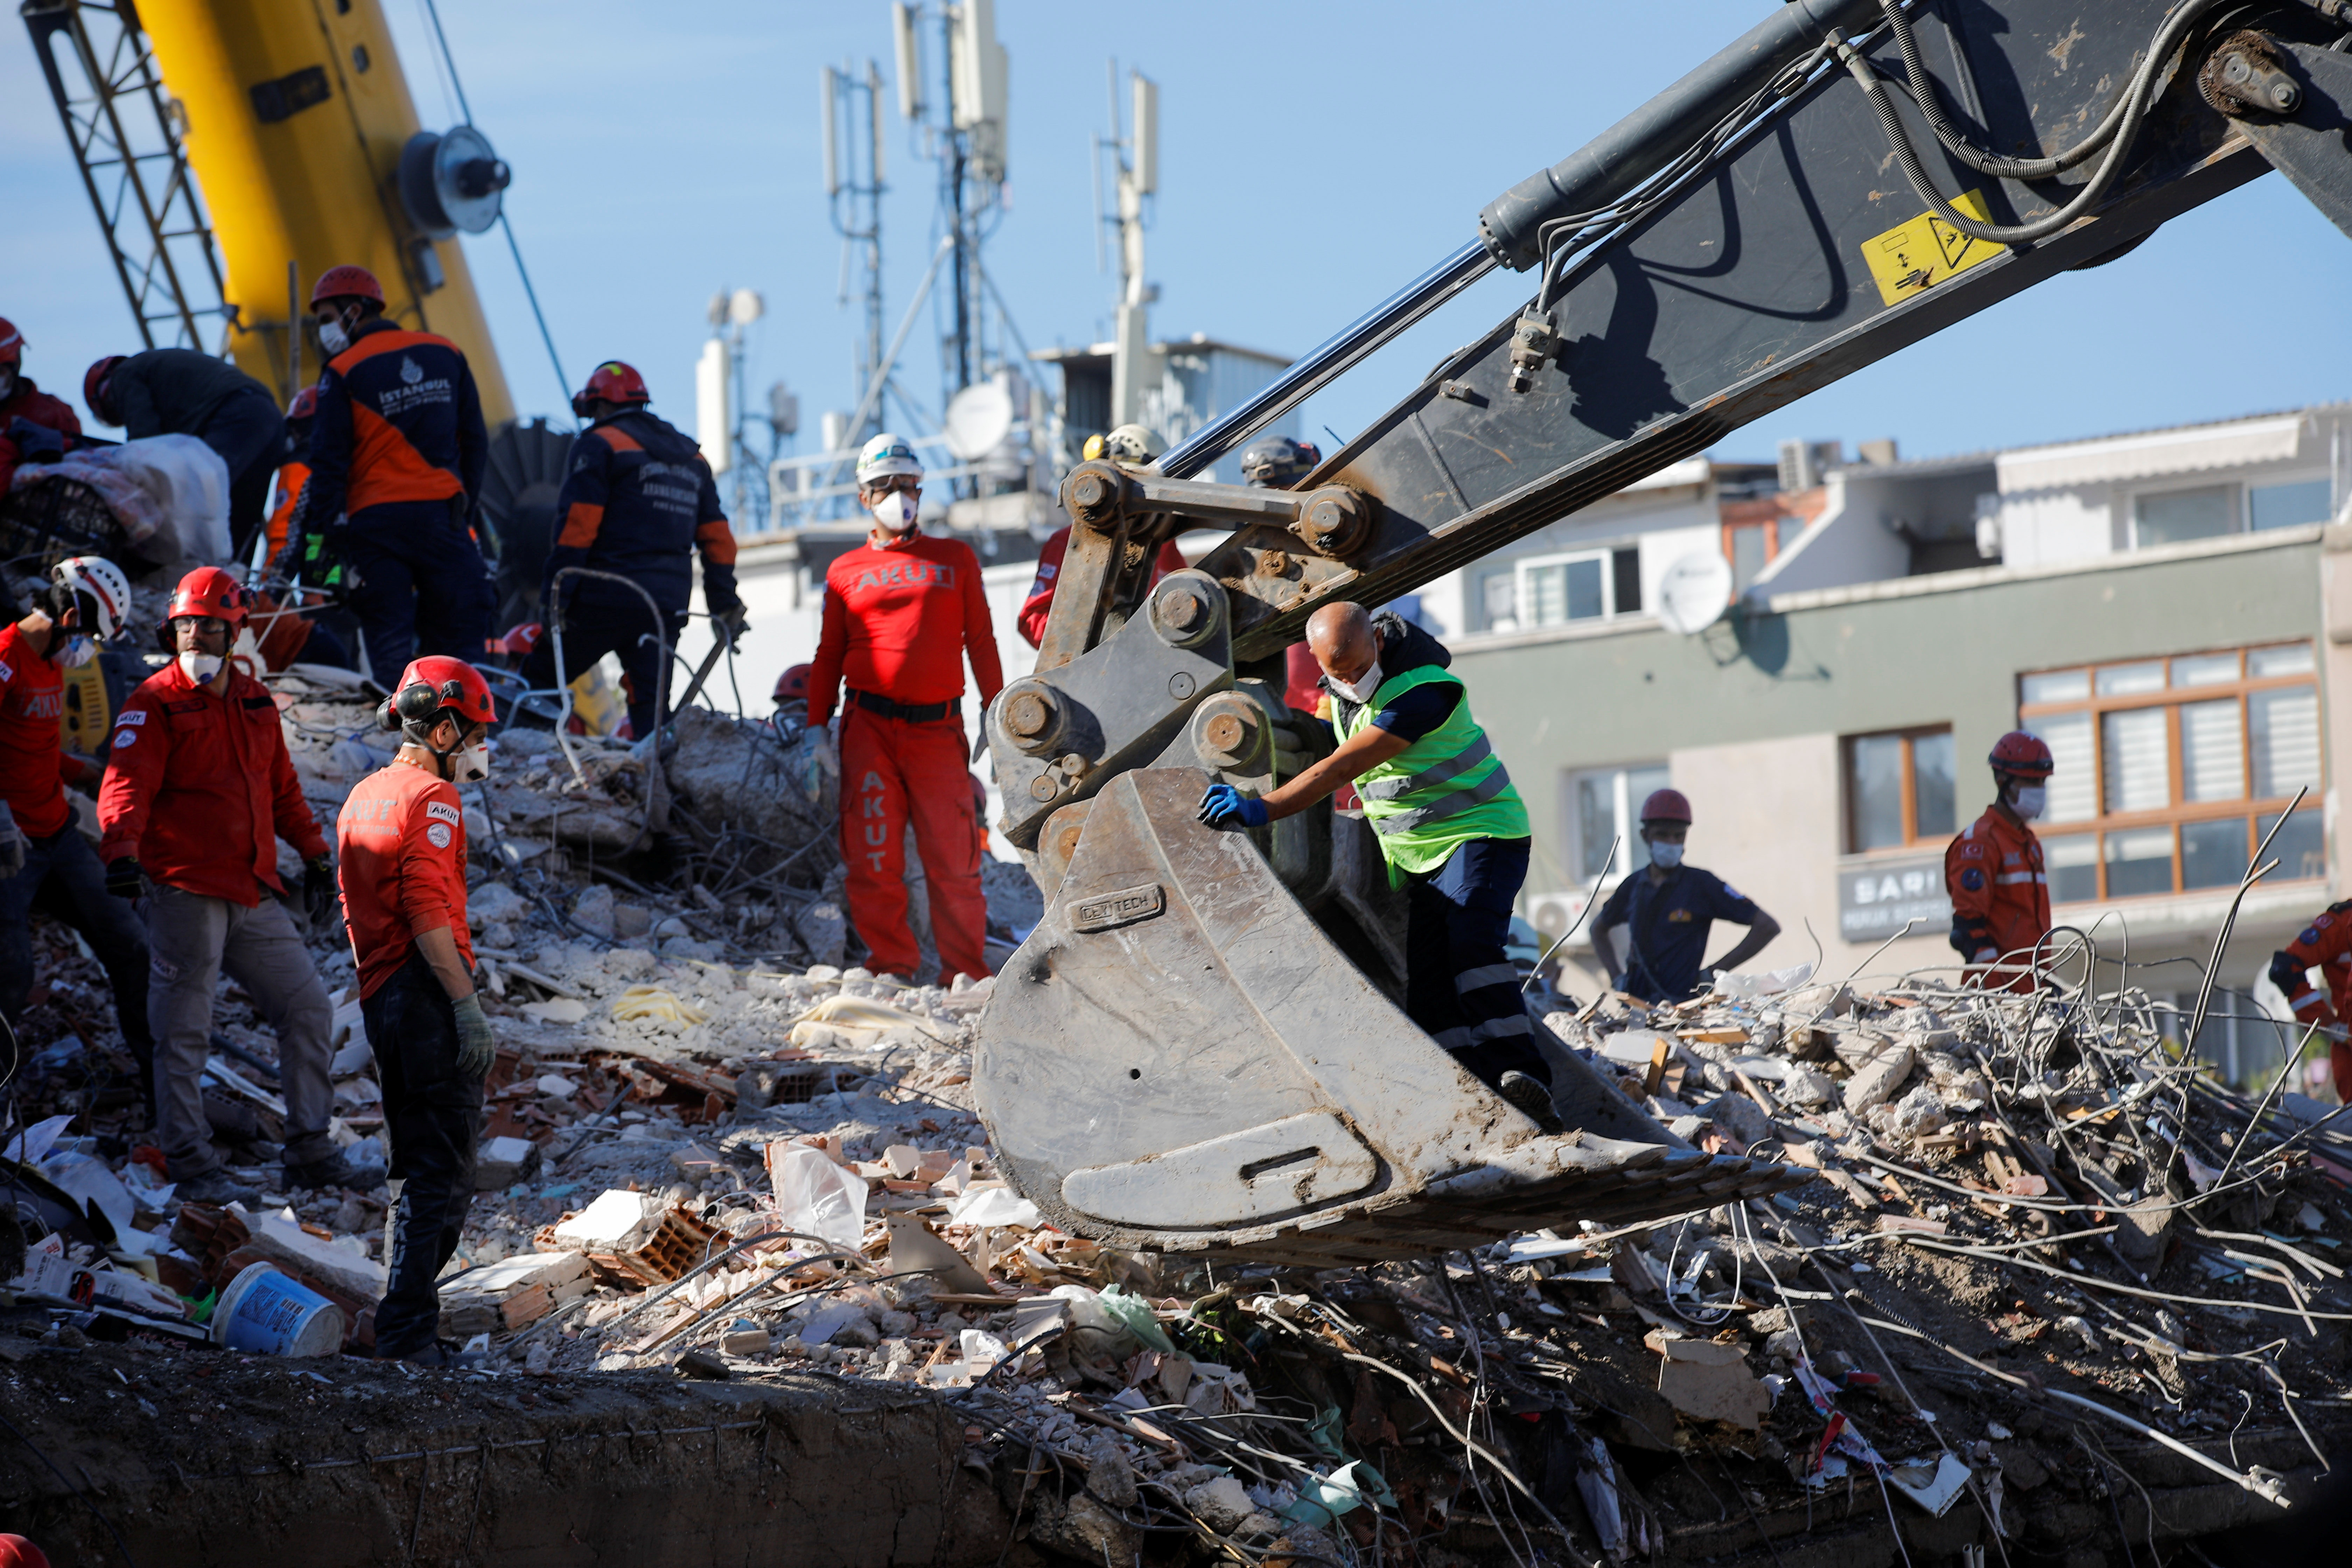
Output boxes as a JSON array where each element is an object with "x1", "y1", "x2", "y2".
[
  {"x1": 174, "y1": 1167, "x2": 261, "y2": 1206},
  {"x1": 1497, "y1": 1070, "x2": 1564, "y2": 1136},
  {"x1": 283, "y1": 1148, "x2": 388, "y2": 1192}
]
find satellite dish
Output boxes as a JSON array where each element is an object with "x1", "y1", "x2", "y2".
[
  {"x1": 942, "y1": 381, "x2": 1015, "y2": 462},
  {"x1": 397, "y1": 126, "x2": 509, "y2": 238},
  {"x1": 1654, "y1": 551, "x2": 1735, "y2": 635}
]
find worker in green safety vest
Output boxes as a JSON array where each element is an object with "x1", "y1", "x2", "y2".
[{"x1": 1198, "y1": 601, "x2": 1559, "y2": 1133}]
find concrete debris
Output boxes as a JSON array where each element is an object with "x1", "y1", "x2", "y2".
[{"x1": 8, "y1": 671, "x2": 2352, "y2": 1565}]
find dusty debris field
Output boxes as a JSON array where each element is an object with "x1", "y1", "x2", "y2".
[{"x1": 8, "y1": 673, "x2": 2352, "y2": 1564}]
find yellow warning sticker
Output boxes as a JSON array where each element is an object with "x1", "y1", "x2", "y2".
[{"x1": 1861, "y1": 189, "x2": 2005, "y2": 307}]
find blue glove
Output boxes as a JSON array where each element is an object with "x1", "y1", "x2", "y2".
[{"x1": 1197, "y1": 783, "x2": 1268, "y2": 830}]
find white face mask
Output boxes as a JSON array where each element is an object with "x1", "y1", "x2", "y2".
[
  {"x1": 868, "y1": 491, "x2": 918, "y2": 533},
  {"x1": 2012, "y1": 784, "x2": 2047, "y2": 821},
  {"x1": 1649, "y1": 840, "x2": 1685, "y2": 870},
  {"x1": 316, "y1": 316, "x2": 350, "y2": 356},
  {"x1": 177, "y1": 650, "x2": 224, "y2": 684},
  {"x1": 1332, "y1": 659, "x2": 1384, "y2": 706},
  {"x1": 452, "y1": 740, "x2": 490, "y2": 783},
  {"x1": 55, "y1": 634, "x2": 94, "y2": 669}
]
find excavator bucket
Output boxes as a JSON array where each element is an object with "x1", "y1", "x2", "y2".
[{"x1": 976, "y1": 767, "x2": 1813, "y2": 1267}]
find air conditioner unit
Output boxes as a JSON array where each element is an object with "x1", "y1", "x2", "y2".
[{"x1": 1525, "y1": 889, "x2": 1592, "y2": 951}]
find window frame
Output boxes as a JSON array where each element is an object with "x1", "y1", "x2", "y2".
[
  {"x1": 2018, "y1": 640, "x2": 2324, "y2": 901},
  {"x1": 1842, "y1": 725, "x2": 1957, "y2": 853},
  {"x1": 1512, "y1": 547, "x2": 1638, "y2": 630},
  {"x1": 1562, "y1": 761, "x2": 1671, "y2": 889},
  {"x1": 2125, "y1": 470, "x2": 2334, "y2": 549}
]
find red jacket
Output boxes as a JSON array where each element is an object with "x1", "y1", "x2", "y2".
[
  {"x1": 337, "y1": 761, "x2": 473, "y2": 1000},
  {"x1": 0, "y1": 378, "x2": 83, "y2": 494},
  {"x1": 97, "y1": 662, "x2": 327, "y2": 904},
  {"x1": 1944, "y1": 805, "x2": 2050, "y2": 988},
  {"x1": 808, "y1": 532, "x2": 1003, "y2": 725},
  {"x1": 0, "y1": 623, "x2": 72, "y2": 840},
  {"x1": 1016, "y1": 526, "x2": 1187, "y2": 648}
]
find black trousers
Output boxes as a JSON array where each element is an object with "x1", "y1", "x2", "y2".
[
  {"x1": 361, "y1": 950, "x2": 481, "y2": 1359},
  {"x1": 0, "y1": 824, "x2": 154, "y2": 1103},
  {"x1": 1401, "y1": 836, "x2": 1548, "y2": 1091},
  {"x1": 520, "y1": 596, "x2": 687, "y2": 741}
]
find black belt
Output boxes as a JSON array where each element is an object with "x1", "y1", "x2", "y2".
[{"x1": 850, "y1": 689, "x2": 961, "y2": 724}]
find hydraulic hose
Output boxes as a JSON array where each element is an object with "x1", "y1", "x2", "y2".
[
  {"x1": 1843, "y1": 0, "x2": 2227, "y2": 247},
  {"x1": 1877, "y1": 0, "x2": 2142, "y2": 180}
]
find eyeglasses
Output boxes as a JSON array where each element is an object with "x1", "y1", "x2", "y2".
[
  {"x1": 863, "y1": 475, "x2": 920, "y2": 498},
  {"x1": 169, "y1": 616, "x2": 229, "y2": 638}
]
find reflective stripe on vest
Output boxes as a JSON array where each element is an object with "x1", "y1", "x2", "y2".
[
  {"x1": 1359, "y1": 731, "x2": 1493, "y2": 802},
  {"x1": 1340, "y1": 663, "x2": 1525, "y2": 863},
  {"x1": 1370, "y1": 760, "x2": 1514, "y2": 835}
]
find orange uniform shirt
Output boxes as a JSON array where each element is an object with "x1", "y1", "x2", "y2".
[
  {"x1": 1945, "y1": 805, "x2": 2051, "y2": 990},
  {"x1": 336, "y1": 761, "x2": 474, "y2": 1000}
]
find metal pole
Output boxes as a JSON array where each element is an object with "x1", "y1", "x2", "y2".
[{"x1": 1159, "y1": 239, "x2": 1494, "y2": 479}]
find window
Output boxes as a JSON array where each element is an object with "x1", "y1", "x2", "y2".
[
  {"x1": 2130, "y1": 475, "x2": 2334, "y2": 548},
  {"x1": 2133, "y1": 486, "x2": 2233, "y2": 547},
  {"x1": 1511, "y1": 546, "x2": 1641, "y2": 631},
  {"x1": 1566, "y1": 763, "x2": 1671, "y2": 881},
  {"x1": 2251, "y1": 478, "x2": 2332, "y2": 532},
  {"x1": 1725, "y1": 519, "x2": 1779, "y2": 591},
  {"x1": 2018, "y1": 641, "x2": 2323, "y2": 901},
  {"x1": 1844, "y1": 728, "x2": 1956, "y2": 852}
]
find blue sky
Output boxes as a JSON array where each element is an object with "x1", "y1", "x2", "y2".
[{"x1": 7, "y1": 1, "x2": 2348, "y2": 471}]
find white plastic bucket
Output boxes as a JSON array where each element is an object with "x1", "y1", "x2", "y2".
[{"x1": 212, "y1": 1262, "x2": 346, "y2": 1357}]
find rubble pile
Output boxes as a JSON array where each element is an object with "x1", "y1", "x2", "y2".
[{"x1": 8, "y1": 659, "x2": 2352, "y2": 1562}]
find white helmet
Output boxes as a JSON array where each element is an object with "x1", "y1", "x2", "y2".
[
  {"x1": 1100, "y1": 423, "x2": 1166, "y2": 466},
  {"x1": 854, "y1": 432, "x2": 923, "y2": 486},
  {"x1": 50, "y1": 555, "x2": 132, "y2": 641}
]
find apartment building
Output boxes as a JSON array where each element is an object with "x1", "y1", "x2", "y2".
[{"x1": 1427, "y1": 404, "x2": 2352, "y2": 1080}]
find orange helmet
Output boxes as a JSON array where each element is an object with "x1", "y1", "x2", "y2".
[
  {"x1": 310, "y1": 265, "x2": 384, "y2": 307},
  {"x1": 164, "y1": 565, "x2": 250, "y2": 628},
  {"x1": 382, "y1": 655, "x2": 496, "y2": 734},
  {"x1": 571, "y1": 360, "x2": 650, "y2": 418},
  {"x1": 773, "y1": 662, "x2": 812, "y2": 705}
]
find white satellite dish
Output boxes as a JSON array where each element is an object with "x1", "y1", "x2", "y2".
[
  {"x1": 1654, "y1": 551, "x2": 1735, "y2": 635},
  {"x1": 942, "y1": 381, "x2": 1015, "y2": 462}
]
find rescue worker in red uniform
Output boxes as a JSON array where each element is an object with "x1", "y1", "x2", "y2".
[
  {"x1": 808, "y1": 433, "x2": 1003, "y2": 984},
  {"x1": 520, "y1": 362, "x2": 744, "y2": 739},
  {"x1": 98, "y1": 568, "x2": 371, "y2": 1204},
  {"x1": 0, "y1": 558, "x2": 154, "y2": 1112},
  {"x1": 0, "y1": 317, "x2": 83, "y2": 493},
  {"x1": 294, "y1": 265, "x2": 492, "y2": 686},
  {"x1": 338, "y1": 657, "x2": 497, "y2": 1364},
  {"x1": 1015, "y1": 425, "x2": 1183, "y2": 648},
  {"x1": 2266, "y1": 910, "x2": 2352, "y2": 1105},
  {"x1": 1945, "y1": 731, "x2": 2056, "y2": 993}
]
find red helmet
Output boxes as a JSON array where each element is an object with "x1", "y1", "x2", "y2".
[
  {"x1": 1989, "y1": 730, "x2": 2055, "y2": 778},
  {"x1": 571, "y1": 360, "x2": 651, "y2": 418},
  {"x1": 84, "y1": 355, "x2": 127, "y2": 421},
  {"x1": 774, "y1": 662, "x2": 812, "y2": 705},
  {"x1": 164, "y1": 565, "x2": 250, "y2": 628},
  {"x1": 0, "y1": 317, "x2": 23, "y2": 367},
  {"x1": 384, "y1": 655, "x2": 496, "y2": 733},
  {"x1": 310, "y1": 265, "x2": 385, "y2": 307},
  {"x1": 287, "y1": 385, "x2": 320, "y2": 421},
  {"x1": 1639, "y1": 787, "x2": 1693, "y2": 825}
]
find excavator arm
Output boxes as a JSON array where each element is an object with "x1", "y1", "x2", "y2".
[{"x1": 979, "y1": 0, "x2": 2352, "y2": 1265}]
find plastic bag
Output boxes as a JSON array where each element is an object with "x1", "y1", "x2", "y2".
[
  {"x1": 33, "y1": 435, "x2": 229, "y2": 561},
  {"x1": 766, "y1": 1142, "x2": 868, "y2": 1251},
  {"x1": 1097, "y1": 1282, "x2": 1176, "y2": 1353},
  {"x1": 947, "y1": 1184, "x2": 1041, "y2": 1229}
]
